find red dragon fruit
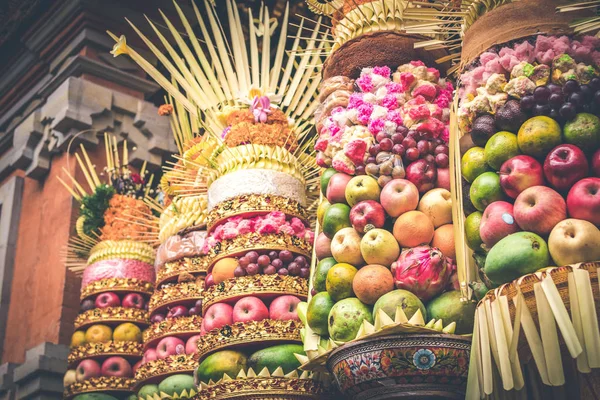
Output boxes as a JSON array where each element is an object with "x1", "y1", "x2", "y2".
[{"x1": 390, "y1": 245, "x2": 452, "y2": 301}]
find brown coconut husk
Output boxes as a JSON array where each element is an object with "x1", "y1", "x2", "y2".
[
  {"x1": 322, "y1": 31, "x2": 450, "y2": 79},
  {"x1": 461, "y1": 0, "x2": 591, "y2": 69}
]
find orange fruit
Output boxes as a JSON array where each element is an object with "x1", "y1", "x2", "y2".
[
  {"x1": 352, "y1": 264, "x2": 394, "y2": 305},
  {"x1": 212, "y1": 257, "x2": 239, "y2": 284},
  {"x1": 393, "y1": 210, "x2": 434, "y2": 248},
  {"x1": 431, "y1": 224, "x2": 456, "y2": 260}
]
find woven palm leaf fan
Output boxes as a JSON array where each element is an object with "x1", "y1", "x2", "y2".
[
  {"x1": 557, "y1": 1, "x2": 600, "y2": 34},
  {"x1": 108, "y1": 0, "x2": 325, "y2": 215},
  {"x1": 306, "y1": 0, "x2": 344, "y2": 15},
  {"x1": 59, "y1": 133, "x2": 159, "y2": 273}
]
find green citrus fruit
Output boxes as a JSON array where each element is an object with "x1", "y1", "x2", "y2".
[
  {"x1": 322, "y1": 203, "x2": 351, "y2": 239},
  {"x1": 464, "y1": 211, "x2": 484, "y2": 251},
  {"x1": 313, "y1": 257, "x2": 337, "y2": 293},
  {"x1": 517, "y1": 116, "x2": 562, "y2": 158},
  {"x1": 326, "y1": 263, "x2": 358, "y2": 301},
  {"x1": 563, "y1": 113, "x2": 600, "y2": 152},
  {"x1": 461, "y1": 147, "x2": 491, "y2": 182},
  {"x1": 469, "y1": 172, "x2": 504, "y2": 211},
  {"x1": 484, "y1": 131, "x2": 521, "y2": 170},
  {"x1": 317, "y1": 199, "x2": 330, "y2": 226},
  {"x1": 320, "y1": 168, "x2": 337, "y2": 196},
  {"x1": 306, "y1": 292, "x2": 335, "y2": 335}
]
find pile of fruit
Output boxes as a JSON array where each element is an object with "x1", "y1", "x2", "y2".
[
  {"x1": 459, "y1": 34, "x2": 600, "y2": 288},
  {"x1": 307, "y1": 63, "x2": 477, "y2": 352}
]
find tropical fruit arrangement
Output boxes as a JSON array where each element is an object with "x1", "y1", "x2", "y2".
[
  {"x1": 306, "y1": 63, "x2": 476, "y2": 354},
  {"x1": 61, "y1": 137, "x2": 156, "y2": 398},
  {"x1": 458, "y1": 33, "x2": 600, "y2": 288}
]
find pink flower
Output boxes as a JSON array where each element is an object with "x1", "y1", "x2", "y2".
[
  {"x1": 348, "y1": 93, "x2": 365, "y2": 109},
  {"x1": 400, "y1": 72, "x2": 415, "y2": 92},
  {"x1": 257, "y1": 222, "x2": 277, "y2": 235},
  {"x1": 442, "y1": 127, "x2": 450, "y2": 143},
  {"x1": 386, "y1": 110, "x2": 403, "y2": 125},
  {"x1": 278, "y1": 225, "x2": 295, "y2": 235},
  {"x1": 408, "y1": 104, "x2": 431, "y2": 121},
  {"x1": 356, "y1": 74, "x2": 374, "y2": 92},
  {"x1": 514, "y1": 41, "x2": 535, "y2": 63},
  {"x1": 305, "y1": 230, "x2": 315, "y2": 244},
  {"x1": 331, "y1": 106, "x2": 345, "y2": 115},
  {"x1": 553, "y1": 36, "x2": 570, "y2": 55},
  {"x1": 410, "y1": 60, "x2": 425, "y2": 67},
  {"x1": 373, "y1": 66, "x2": 391, "y2": 77},
  {"x1": 368, "y1": 118, "x2": 385, "y2": 135},
  {"x1": 381, "y1": 95, "x2": 398, "y2": 110},
  {"x1": 250, "y1": 95, "x2": 272, "y2": 123},
  {"x1": 427, "y1": 68, "x2": 440, "y2": 80},
  {"x1": 412, "y1": 83, "x2": 437, "y2": 101},
  {"x1": 222, "y1": 227, "x2": 239, "y2": 240},
  {"x1": 315, "y1": 138, "x2": 328, "y2": 152},
  {"x1": 385, "y1": 82, "x2": 403, "y2": 94},
  {"x1": 357, "y1": 103, "x2": 374, "y2": 125},
  {"x1": 237, "y1": 219, "x2": 254, "y2": 235},
  {"x1": 290, "y1": 218, "x2": 306, "y2": 235}
]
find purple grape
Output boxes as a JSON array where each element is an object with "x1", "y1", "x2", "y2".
[
  {"x1": 402, "y1": 138, "x2": 417, "y2": 149},
  {"x1": 563, "y1": 80, "x2": 580, "y2": 95},
  {"x1": 234, "y1": 266, "x2": 246, "y2": 277},
  {"x1": 594, "y1": 91, "x2": 600, "y2": 105},
  {"x1": 569, "y1": 92, "x2": 583, "y2": 109},
  {"x1": 392, "y1": 144, "x2": 405, "y2": 156},
  {"x1": 257, "y1": 255, "x2": 271, "y2": 268},
  {"x1": 396, "y1": 126, "x2": 409, "y2": 135},
  {"x1": 310, "y1": 288, "x2": 317, "y2": 296},
  {"x1": 368, "y1": 146, "x2": 379, "y2": 156},
  {"x1": 246, "y1": 263, "x2": 260, "y2": 276},
  {"x1": 246, "y1": 251, "x2": 259, "y2": 263},
  {"x1": 277, "y1": 268, "x2": 289, "y2": 276},
  {"x1": 150, "y1": 313, "x2": 165, "y2": 323},
  {"x1": 271, "y1": 259, "x2": 283, "y2": 269},
  {"x1": 279, "y1": 250, "x2": 293, "y2": 262},
  {"x1": 559, "y1": 103, "x2": 577, "y2": 120},
  {"x1": 195, "y1": 299, "x2": 203, "y2": 308},
  {"x1": 533, "y1": 104, "x2": 551, "y2": 116},
  {"x1": 188, "y1": 306, "x2": 201, "y2": 316},
  {"x1": 294, "y1": 256, "x2": 307, "y2": 268},
  {"x1": 435, "y1": 153, "x2": 449, "y2": 168},
  {"x1": 533, "y1": 86, "x2": 550, "y2": 104},
  {"x1": 423, "y1": 154, "x2": 435, "y2": 164},
  {"x1": 406, "y1": 130, "x2": 417, "y2": 139},
  {"x1": 371, "y1": 144, "x2": 381, "y2": 154},
  {"x1": 391, "y1": 133, "x2": 404, "y2": 144},
  {"x1": 548, "y1": 93, "x2": 564, "y2": 108},
  {"x1": 434, "y1": 144, "x2": 449, "y2": 156},
  {"x1": 520, "y1": 95, "x2": 535, "y2": 111},
  {"x1": 406, "y1": 147, "x2": 419, "y2": 161},
  {"x1": 355, "y1": 165, "x2": 366, "y2": 175},
  {"x1": 547, "y1": 83, "x2": 563, "y2": 95},
  {"x1": 238, "y1": 256, "x2": 250, "y2": 268},
  {"x1": 287, "y1": 262, "x2": 301, "y2": 276},
  {"x1": 417, "y1": 140, "x2": 430, "y2": 155},
  {"x1": 376, "y1": 132, "x2": 388, "y2": 143},
  {"x1": 263, "y1": 265, "x2": 277, "y2": 275},
  {"x1": 366, "y1": 156, "x2": 376, "y2": 164},
  {"x1": 590, "y1": 78, "x2": 600, "y2": 91},
  {"x1": 549, "y1": 108, "x2": 561, "y2": 120},
  {"x1": 379, "y1": 138, "x2": 393, "y2": 152},
  {"x1": 580, "y1": 84, "x2": 593, "y2": 102},
  {"x1": 81, "y1": 299, "x2": 95, "y2": 312},
  {"x1": 299, "y1": 268, "x2": 310, "y2": 279},
  {"x1": 268, "y1": 251, "x2": 279, "y2": 260}
]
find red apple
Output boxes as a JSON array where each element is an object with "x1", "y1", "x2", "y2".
[
  {"x1": 185, "y1": 335, "x2": 201, "y2": 355},
  {"x1": 269, "y1": 295, "x2": 301, "y2": 321},
  {"x1": 156, "y1": 336, "x2": 186, "y2": 359},
  {"x1": 543, "y1": 144, "x2": 589, "y2": 192},
  {"x1": 95, "y1": 292, "x2": 120, "y2": 309},
  {"x1": 591, "y1": 149, "x2": 600, "y2": 177},
  {"x1": 480, "y1": 201, "x2": 521, "y2": 248},
  {"x1": 435, "y1": 167, "x2": 451, "y2": 191},
  {"x1": 101, "y1": 356, "x2": 133, "y2": 378},
  {"x1": 406, "y1": 160, "x2": 437, "y2": 194},
  {"x1": 143, "y1": 348, "x2": 158, "y2": 363},
  {"x1": 499, "y1": 155, "x2": 545, "y2": 199},
  {"x1": 122, "y1": 293, "x2": 145, "y2": 309},
  {"x1": 232, "y1": 296, "x2": 269, "y2": 323},
  {"x1": 166, "y1": 305, "x2": 188, "y2": 319},
  {"x1": 132, "y1": 360, "x2": 143, "y2": 374},
  {"x1": 567, "y1": 178, "x2": 600, "y2": 226},
  {"x1": 314, "y1": 232, "x2": 333, "y2": 260},
  {"x1": 75, "y1": 359, "x2": 101, "y2": 382},
  {"x1": 203, "y1": 303, "x2": 234, "y2": 332},
  {"x1": 205, "y1": 274, "x2": 215, "y2": 288},
  {"x1": 514, "y1": 186, "x2": 567, "y2": 235},
  {"x1": 380, "y1": 179, "x2": 419, "y2": 217},
  {"x1": 349, "y1": 200, "x2": 386, "y2": 233},
  {"x1": 326, "y1": 173, "x2": 352, "y2": 204}
]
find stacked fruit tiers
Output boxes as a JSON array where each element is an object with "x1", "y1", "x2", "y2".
[
  {"x1": 304, "y1": 62, "x2": 475, "y2": 368},
  {"x1": 458, "y1": 29, "x2": 600, "y2": 396},
  {"x1": 61, "y1": 137, "x2": 157, "y2": 399},
  {"x1": 109, "y1": 0, "x2": 332, "y2": 397}
]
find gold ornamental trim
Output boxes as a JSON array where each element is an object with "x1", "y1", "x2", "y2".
[
  {"x1": 74, "y1": 307, "x2": 149, "y2": 330},
  {"x1": 68, "y1": 341, "x2": 143, "y2": 366},
  {"x1": 202, "y1": 275, "x2": 308, "y2": 314},
  {"x1": 134, "y1": 353, "x2": 199, "y2": 387},
  {"x1": 149, "y1": 281, "x2": 204, "y2": 315},
  {"x1": 64, "y1": 376, "x2": 135, "y2": 398},
  {"x1": 88, "y1": 240, "x2": 155, "y2": 265},
  {"x1": 196, "y1": 377, "x2": 326, "y2": 400},
  {"x1": 157, "y1": 256, "x2": 211, "y2": 287},
  {"x1": 143, "y1": 315, "x2": 203, "y2": 347},
  {"x1": 206, "y1": 194, "x2": 309, "y2": 233},
  {"x1": 197, "y1": 319, "x2": 302, "y2": 360},
  {"x1": 208, "y1": 233, "x2": 312, "y2": 270},
  {"x1": 80, "y1": 278, "x2": 154, "y2": 301}
]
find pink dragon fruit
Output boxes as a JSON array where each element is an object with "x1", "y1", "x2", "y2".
[{"x1": 390, "y1": 245, "x2": 452, "y2": 301}]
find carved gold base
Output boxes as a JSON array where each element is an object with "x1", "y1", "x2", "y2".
[
  {"x1": 68, "y1": 341, "x2": 143, "y2": 367},
  {"x1": 148, "y1": 281, "x2": 204, "y2": 315},
  {"x1": 64, "y1": 376, "x2": 135, "y2": 398},
  {"x1": 157, "y1": 256, "x2": 210, "y2": 287},
  {"x1": 74, "y1": 307, "x2": 149, "y2": 330},
  {"x1": 143, "y1": 315, "x2": 203, "y2": 348},
  {"x1": 134, "y1": 354, "x2": 198, "y2": 387},
  {"x1": 80, "y1": 278, "x2": 154, "y2": 301},
  {"x1": 196, "y1": 377, "x2": 328, "y2": 400}
]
